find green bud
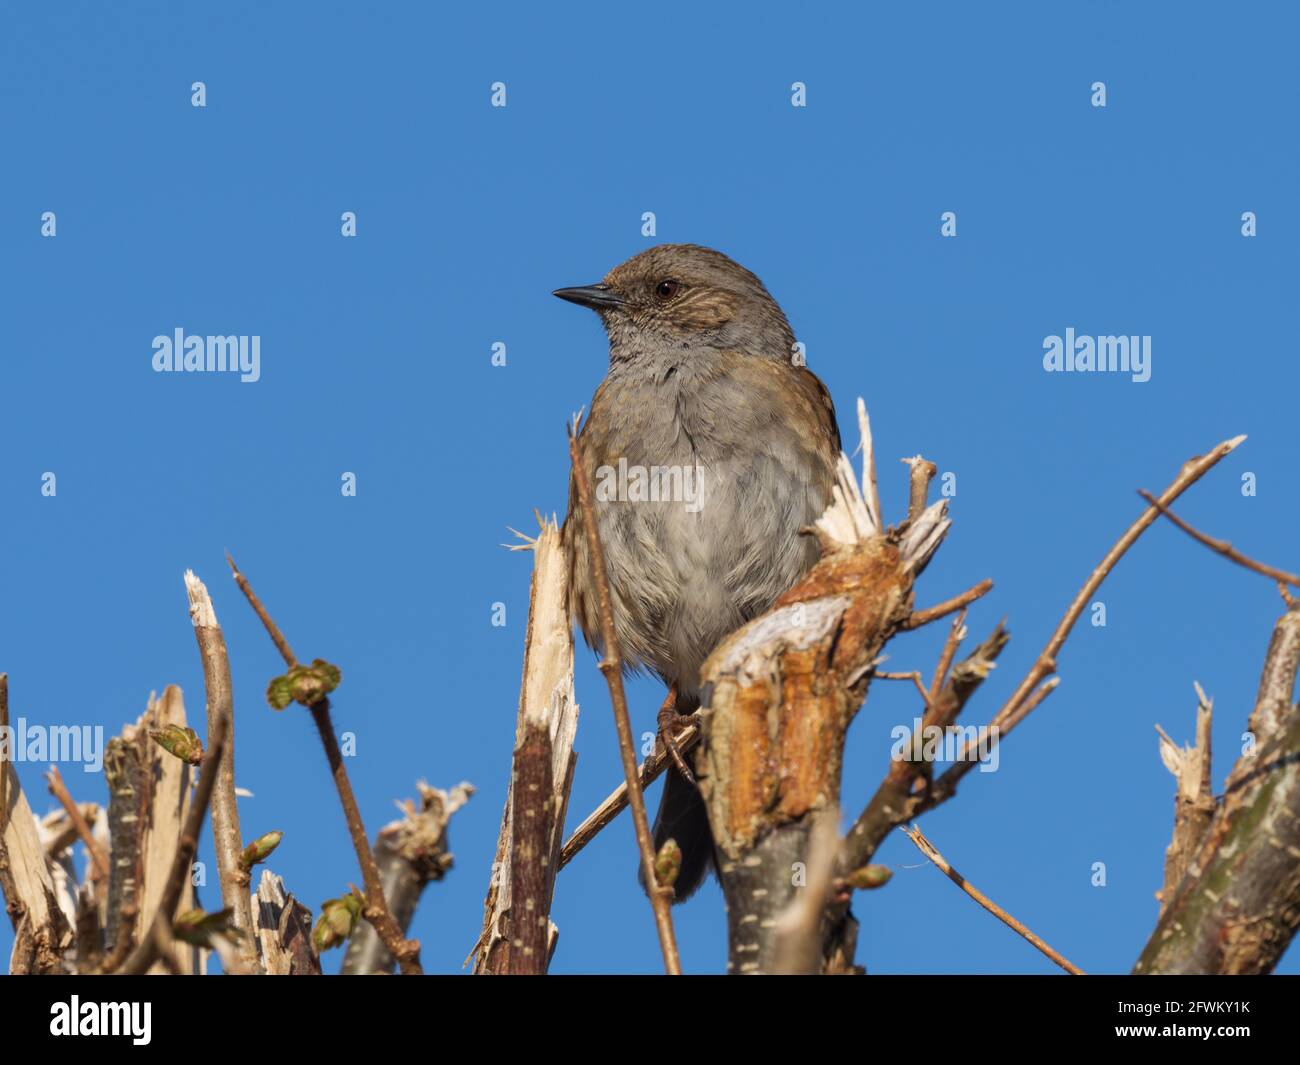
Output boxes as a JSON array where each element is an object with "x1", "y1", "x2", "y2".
[
  {"x1": 149, "y1": 724, "x2": 203, "y2": 765},
  {"x1": 267, "y1": 675, "x2": 295, "y2": 711},
  {"x1": 844, "y1": 864, "x2": 893, "y2": 890},
  {"x1": 654, "y1": 839, "x2": 682, "y2": 889},
  {"x1": 312, "y1": 893, "x2": 361, "y2": 953},
  {"x1": 239, "y1": 830, "x2": 283, "y2": 871},
  {"x1": 266, "y1": 659, "x2": 343, "y2": 710},
  {"x1": 173, "y1": 907, "x2": 240, "y2": 948}
]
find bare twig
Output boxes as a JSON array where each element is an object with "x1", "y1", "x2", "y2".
[
  {"x1": 903, "y1": 825, "x2": 1084, "y2": 975},
  {"x1": 902, "y1": 579, "x2": 993, "y2": 630},
  {"x1": 184, "y1": 571, "x2": 256, "y2": 968},
  {"x1": 226, "y1": 551, "x2": 298, "y2": 664},
  {"x1": 558, "y1": 721, "x2": 699, "y2": 870},
  {"x1": 832, "y1": 434, "x2": 1245, "y2": 967},
  {"x1": 310, "y1": 702, "x2": 423, "y2": 973},
  {"x1": 226, "y1": 554, "x2": 423, "y2": 975},
  {"x1": 568, "y1": 425, "x2": 682, "y2": 975},
  {"x1": 990, "y1": 437, "x2": 1244, "y2": 733},
  {"x1": 44, "y1": 767, "x2": 109, "y2": 883},
  {"x1": 874, "y1": 670, "x2": 933, "y2": 708},
  {"x1": 903, "y1": 456, "x2": 938, "y2": 524},
  {"x1": 1139, "y1": 490, "x2": 1300, "y2": 587},
  {"x1": 840, "y1": 624, "x2": 1011, "y2": 871},
  {"x1": 928, "y1": 610, "x2": 967, "y2": 707}
]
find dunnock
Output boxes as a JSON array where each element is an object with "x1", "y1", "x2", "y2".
[{"x1": 557, "y1": 244, "x2": 841, "y2": 900}]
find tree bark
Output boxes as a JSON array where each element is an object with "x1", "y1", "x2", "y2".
[{"x1": 1136, "y1": 601, "x2": 1300, "y2": 974}]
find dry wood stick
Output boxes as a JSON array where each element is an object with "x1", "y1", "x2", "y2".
[{"x1": 568, "y1": 425, "x2": 682, "y2": 975}]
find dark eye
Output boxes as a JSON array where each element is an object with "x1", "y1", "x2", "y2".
[{"x1": 655, "y1": 279, "x2": 681, "y2": 300}]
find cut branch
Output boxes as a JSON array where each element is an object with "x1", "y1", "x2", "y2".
[
  {"x1": 474, "y1": 519, "x2": 576, "y2": 977},
  {"x1": 136, "y1": 687, "x2": 202, "y2": 974},
  {"x1": 342, "y1": 780, "x2": 472, "y2": 975},
  {"x1": 252, "y1": 871, "x2": 321, "y2": 975},
  {"x1": 903, "y1": 455, "x2": 938, "y2": 523},
  {"x1": 1135, "y1": 596, "x2": 1300, "y2": 974},
  {"x1": 1153, "y1": 684, "x2": 1216, "y2": 917},
  {"x1": 0, "y1": 674, "x2": 73, "y2": 973},
  {"x1": 120, "y1": 715, "x2": 229, "y2": 976},
  {"x1": 695, "y1": 401, "x2": 952, "y2": 973}
]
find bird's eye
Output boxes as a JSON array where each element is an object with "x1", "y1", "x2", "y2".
[{"x1": 655, "y1": 279, "x2": 681, "y2": 301}]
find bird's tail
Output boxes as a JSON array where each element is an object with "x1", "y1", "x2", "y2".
[{"x1": 639, "y1": 762, "x2": 715, "y2": 903}]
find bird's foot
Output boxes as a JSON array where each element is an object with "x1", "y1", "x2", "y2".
[{"x1": 656, "y1": 689, "x2": 697, "y2": 786}]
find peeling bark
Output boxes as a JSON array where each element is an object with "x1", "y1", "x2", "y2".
[
  {"x1": 1136, "y1": 603, "x2": 1300, "y2": 974},
  {"x1": 697, "y1": 439, "x2": 949, "y2": 973}
]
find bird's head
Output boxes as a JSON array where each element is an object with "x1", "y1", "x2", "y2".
[{"x1": 554, "y1": 244, "x2": 795, "y2": 361}]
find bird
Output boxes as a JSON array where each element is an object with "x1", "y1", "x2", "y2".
[{"x1": 556, "y1": 244, "x2": 842, "y2": 901}]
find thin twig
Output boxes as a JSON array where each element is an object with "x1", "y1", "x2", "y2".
[
  {"x1": 988, "y1": 436, "x2": 1244, "y2": 732},
  {"x1": 903, "y1": 824, "x2": 1084, "y2": 975},
  {"x1": 226, "y1": 554, "x2": 422, "y2": 975},
  {"x1": 874, "y1": 670, "x2": 933, "y2": 708},
  {"x1": 928, "y1": 610, "x2": 967, "y2": 707},
  {"x1": 44, "y1": 767, "x2": 109, "y2": 883},
  {"x1": 1138, "y1": 490, "x2": 1300, "y2": 587},
  {"x1": 568, "y1": 425, "x2": 682, "y2": 975},
  {"x1": 841, "y1": 435, "x2": 1244, "y2": 892},
  {"x1": 902, "y1": 579, "x2": 993, "y2": 630},
  {"x1": 309, "y1": 701, "x2": 423, "y2": 974},
  {"x1": 903, "y1": 456, "x2": 938, "y2": 524},
  {"x1": 184, "y1": 571, "x2": 256, "y2": 966},
  {"x1": 226, "y1": 552, "x2": 298, "y2": 665},
  {"x1": 118, "y1": 716, "x2": 228, "y2": 975},
  {"x1": 559, "y1": 721, "x2": 699, "y2": 870}
]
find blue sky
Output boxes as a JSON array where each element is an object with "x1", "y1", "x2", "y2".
[{"x1": 1, "y1": 1, "x2": 1297, "y2": 974}]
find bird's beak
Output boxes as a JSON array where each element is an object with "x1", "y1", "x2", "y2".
[{"x1": 552, "y1": 283, "x2": 625, "y2": 311}]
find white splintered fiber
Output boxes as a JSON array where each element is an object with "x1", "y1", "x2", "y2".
[
  {"x1": 184, "y1": 569, "x2": 219, "y2": 629},
  {"x1": 899, "y1": 500, "x2": 951, "y2": 573},
  {"x1": 857, "y1": 397, "x2": 883, "y2": 534}
]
